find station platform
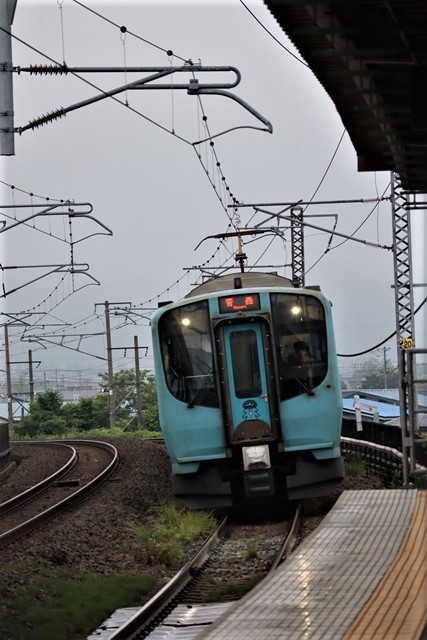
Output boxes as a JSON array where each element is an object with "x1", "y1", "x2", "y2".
[{"x1": 198, "y1": 490, "x2": 427, "y2": 639}]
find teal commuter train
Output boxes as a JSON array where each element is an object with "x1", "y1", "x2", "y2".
[{"x1": 151, "y1": 272, "x2": 344, "y2": 510}]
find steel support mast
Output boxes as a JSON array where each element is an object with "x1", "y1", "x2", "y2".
[
  {"x1": 290, "y1": 206, "x2": 305, "y2": 287},
  {"x1": 0, "y1": 0, "x2": 17, "y2": 155},
  {"x1": 391, "y1": 173, "x2": 425, "y2": 486}
]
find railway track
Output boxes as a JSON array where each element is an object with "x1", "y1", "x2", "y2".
[
  {"x1": 91, "y1": 505, "x2": 302, "y2": 640},
  {"x1": 0, "y1": 439, "x2": 119, "y2": 549}
]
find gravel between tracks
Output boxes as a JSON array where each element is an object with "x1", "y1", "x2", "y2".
[{"x1": 0, "y1": 437, "x2": 385, "y2": 639}]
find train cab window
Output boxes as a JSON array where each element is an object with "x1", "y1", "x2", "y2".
[
  {"x1": 270, "y1": 293, "x2": 328, "y2": 400},
  {"x1": 158, "y1": 301, "x2": 219, "y2": 407},
  {"x1": 229, "y1": 330, "x2": 262, "y2": 398}
]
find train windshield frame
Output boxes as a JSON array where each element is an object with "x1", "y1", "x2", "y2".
[
  {"x1": 270, "y1": 293, "x2": 328, "y2": 400},
  {"x1": 158, "y1": 300, "x2": 219, "y2": 407}
]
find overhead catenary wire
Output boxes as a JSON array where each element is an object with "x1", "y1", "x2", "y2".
[
  {"x1": 6, "y1": 7, "x2": 255, "y2": 219},
  {"x1": 3, "y1": 0, "x2": 402, "y2": 370},
  {"x1": 5, "y1": 3, "x2": 254, "y2": 364},
  {"x1": 5, "y1": 6, "x2": 246, "y2": 244},
  {"x1": 5, "y1": 5, "x2": 275, "y2": 291},
  {"x1": 337, "y1": 296, "x2": 427, "y2": 358},
  {"x1": 305, "y1": 129, "x2": 347, "y2": 209},
  {"x1": 0, "y1": 178, "x2": 69, "y2": 203},
  {"x1": 70, "y1": 0, "x2": 190, "y2": 63},
  {"x1": 1, "y1": 25, "x2": 192, "y2": 143},
  {"x1": 3, "y1": 20, "x2": 243, "y2": 320},
  {"x1": 302, "y1": 128, "x2": 346, "y2": 274},
  {"x1": 327, "y1": 181, "x2": 391, "y2": 253},
  {"x1": 238, "y1": 0, "x2": 309, "y2": 67}
]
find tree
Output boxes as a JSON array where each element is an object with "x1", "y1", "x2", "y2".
[
  {"x1": 15, "y1": 369, "x2": 160, "y2": 437},
  {"x1": 62, "y1": 396, "x2": 109, "y2": 432},
  {"x1": 98, "y1": 368, "x2": 160, "y2": 431},
  {"x1": 16, "y1": 389, "x2": 67, "y2": 437},
  {"x1": 359, "y1": 357, "x2": 399, "y2": 389},
  {"x1": 34, "y1": 388, "x2": 63, "y2": 413}
]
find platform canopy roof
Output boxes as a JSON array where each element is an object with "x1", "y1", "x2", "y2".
[{"x1": 264, "y1": 1, "x2": 427, "y2": 193}]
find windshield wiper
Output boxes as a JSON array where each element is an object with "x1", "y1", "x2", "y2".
[
  {"x1": 289, "y1": 369, "x2": 315, "y2": 396},
  {"x1": 187, "y1": 370, "x2": 215, "y2": 408}
]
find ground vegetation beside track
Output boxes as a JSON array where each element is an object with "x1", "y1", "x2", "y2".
[{"x1": 0, "y1": 435, "x2": 386, "y2": 640}]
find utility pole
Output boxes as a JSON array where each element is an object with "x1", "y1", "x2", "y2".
[
  {"x1": 108, "y1": 338, "x2": 148, "y2": 429},
  {"x1": 28, "y1": 349, "x2": 35, "y2": 402},
  {"x1": 383, "y1": 346, "x2": 390, "y2": 390},
  {"x1": 134, "y1": 335, "x2": 142, "y2": 429},
  {"x1": 104, "y1": 301, "x2": 115, "y2": 429},
  {"x1": 0, "y1": 0, "x2": 17, "y2": 155},
  {"x1": 4, "y1": 324, "x2": 13, "y2": 432}
]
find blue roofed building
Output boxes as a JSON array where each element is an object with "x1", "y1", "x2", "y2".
[{"x1": 342, "y1": 390, "x2": 427, "y2": 430}]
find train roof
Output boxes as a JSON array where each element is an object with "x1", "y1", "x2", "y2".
[{"x1": 185, "y1": 272, "x2": 295, "y2": 298}]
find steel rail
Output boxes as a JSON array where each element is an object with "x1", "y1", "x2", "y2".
[
  {"x1": 109, "y1": 516, "x2": 230, "y2": 640},
  {"x1": 108, "y1": 508, "x2": 300, "y2": 639},
  {"x1": 0, "y1": 440, "x2": 119, "y2": 548},
  {"x1": 0, "y1": 441, "x2": 78, "y2": 514},
  {"x1": 269, "y1": 502, "x2": 303, "y2": 572}
]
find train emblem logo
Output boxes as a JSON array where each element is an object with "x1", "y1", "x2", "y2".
[{"x1": 242, "y1": 400, "x2": 260, "y2": 421}]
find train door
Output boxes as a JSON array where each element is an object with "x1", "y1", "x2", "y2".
[{"x1": 218, "y1": 320, "x2": 278, "y2": 443}]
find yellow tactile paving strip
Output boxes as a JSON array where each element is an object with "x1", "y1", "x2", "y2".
[{"x1": 344, "y1": 491, "x2": 427, "y2": 640}]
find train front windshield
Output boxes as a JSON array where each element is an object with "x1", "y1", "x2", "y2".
[
  {"x1": 158, "y1": 300, "x2": 219, "y2": 407},
  {"x1": 158, "y1": 292, "x2": 329, "y2": 407},
  {"x1": 270, "y1": 293, "x2": 328, "y2": 399}
]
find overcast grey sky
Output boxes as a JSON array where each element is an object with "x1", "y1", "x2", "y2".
[{"x1": 1, "y1": 0, "x2": 425, "y2": 381}]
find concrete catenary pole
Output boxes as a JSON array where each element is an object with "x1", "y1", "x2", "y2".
[
  {"x1": 0, "y1": 0, "x2": 17, "y2": 155},
  {"x1": 4, "y1": 324, "x2": 13, "y2": 431},
  {"x1": 134, "y1": 335, "x2": 143, "y2": 429},
  {"x1": 28, "y1": 349, "x2": 34, "y2": 402},
  {"x1": 104, "y1": 301, "x2": 115, "y2": 429}
]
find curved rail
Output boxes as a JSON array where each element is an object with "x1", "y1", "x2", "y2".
[
  {"x1": 0, "y1": 439, "x2": 119, "y2": 548},
  {"x1": 0, "y1": 442, "x2": 78, "y2": 514},
  {"x1": 109, "y1": 517, "x2": 230, "y2": 640}
]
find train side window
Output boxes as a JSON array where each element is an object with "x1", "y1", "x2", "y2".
[
  {"x1": 158, "y1": 301, "x2": 219, "y2": 407},
  {"x1": 270, "y1": 293, "x2": 328, "y2": 400}
]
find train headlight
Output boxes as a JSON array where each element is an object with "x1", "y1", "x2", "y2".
[{"x1": 242, "y1": 445, "x2": 271, "y2": 470}]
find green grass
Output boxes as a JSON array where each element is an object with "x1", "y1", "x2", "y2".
[
  {"x1": 344, "y1": 452, "x2": 366, "y2": 476},
  {"x1": 244, "y1": 543, "x2": 259, "y2": 561},
  {"x1": 10, "y1": 427, "x2": 162, "y2": 440},
  {"x1": 1, "y1": 561, "x2": 156, "y2": 640},
  {"x1": 132, "y1": 503, "x2": 217, "y2": 566}
]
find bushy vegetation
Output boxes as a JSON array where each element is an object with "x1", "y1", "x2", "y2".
[
  {"x1": 14, "y1": 368, "x2": 160, "y2": 438},
  {"x1": 344, "y1": 452, "x2": 366, "y2": 476},
  {"x1": 132, "y1": 503, "x2": 217, "y2": 566}
]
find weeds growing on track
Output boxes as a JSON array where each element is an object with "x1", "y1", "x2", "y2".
[{"x1": 132, "y1": 503, "x2": 217, "y2": 566}]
